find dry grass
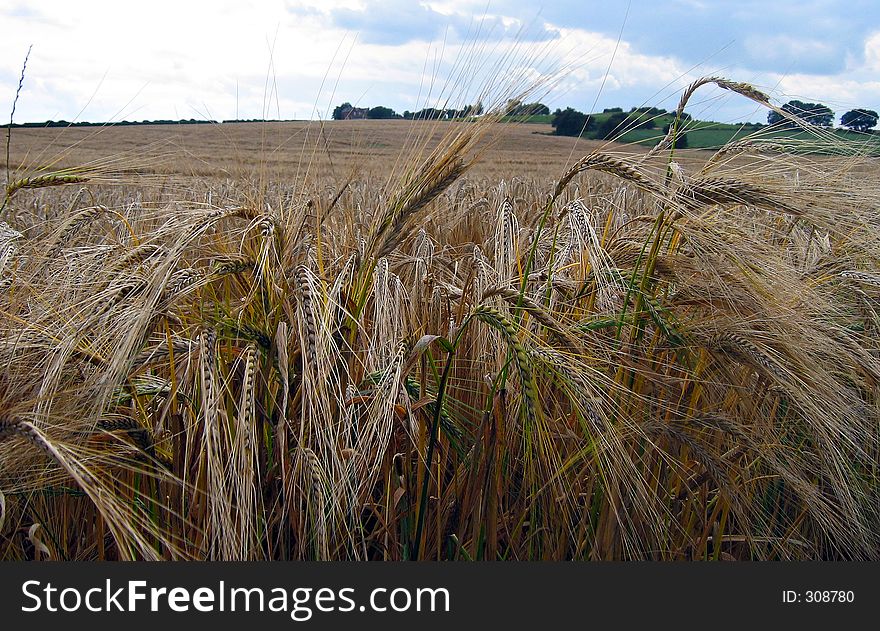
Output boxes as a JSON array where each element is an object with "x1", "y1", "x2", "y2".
[{"x1": 1, "y1": 78, "x2": 880, "y2": 561}]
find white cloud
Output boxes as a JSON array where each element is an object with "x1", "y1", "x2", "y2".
[
  {"x1": 744, "y1": 34, "x2": 837, "y2": 65},
  {"x1": 863, "y1": 31, "x2": 880, "y2": 72}
]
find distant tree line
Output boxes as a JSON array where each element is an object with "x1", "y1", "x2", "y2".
[
  {"x1": 550, "y1": 105, "x2": 690, "y2": 144},
  {"x1": 767, "y1": 101, "x2": 878, "y2": 132},
  {"x1": 8, "y1": 118, "x2": 223, "y2": 128},
  {"x1": 333, "y1": 101, "x2": 561, "y2": 121},
  {"x1": 547, "y1": 99, "x2": 879, "y2": 143},
  {"x1": 330, "y1": 100, "x2": 555, "y2": 121},
  {"x1": 6, "y1": 118, "x2": 322, "y2": 128},
  {"x1": 503, "y1": 99, "x2": 550, "y2": 117},
  {"x1": 332, "y1": 102, "x2": 409, "y2": 120},
  {"x1": 220, "y1": 118, "x2": 297, "y2": 124},
  {"x1": 332, "y1": 102, "x2": 488, "y2": 121},
  {"x1": 15, "y1": 99, "x2": 875, "y2": 135}
]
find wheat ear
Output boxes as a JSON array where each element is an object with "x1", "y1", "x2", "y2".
[
  {"x1": 645, "y1": 76, "x2": 771, "y2": 160},
  {"x1": 675, "y1": 177, "x2": 801, "y2": 215},
  {"x1": 472, "y1": 305, "x2": 539, "y2": 425},
  {"x1": 482, "y1": 285, "x2": 583, "y2": 351},
  {"x1": 6, "y1": 173, "x2": 90, "y2": 199},
  {"x1": 555, "y1": 152, "x2": 664, "y2": 200}
]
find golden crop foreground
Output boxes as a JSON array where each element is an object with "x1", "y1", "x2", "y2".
[{"x1": 1, "y1": 78, "x2": 879, "y2": 560}]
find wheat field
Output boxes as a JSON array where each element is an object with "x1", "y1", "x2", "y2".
[{"x1": 1, "y1": 78, "x2": 879, "y2": 561}]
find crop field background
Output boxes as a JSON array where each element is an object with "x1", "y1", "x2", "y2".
[
  {"x1": 3, "y1": 119, "x2": 612, "y2": 192},
  {"x1": 2, "y1": 78, "x2": 880, "y2": 561}
]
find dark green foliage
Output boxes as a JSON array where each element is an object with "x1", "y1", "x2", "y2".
[
  {"x1": 506, "y1": 99, "x2": 550, "y2": 117},
  {"x1": 519, "y1": 102, "x2": 550, "y2": 116},
  {"x1": 551, "y1": 107, "x2": 593, "y2": 137},
  {"x1": 401, "y1": 103, "x2": 483, "y2": 120},
  {"x1": 332, "y1": 102, "x2": 353, "y2": 121},
  {"x1": 595, "y1": 111, "x2": 630, "y2": 139},
  {"x1": 367, "y1": 106, "x2": 399, "y2": 120},
  {"x1": 404, "y1": 107, "x2": 450, "y2": 120},
  {"x1": 768, "y1": 100, "x2": 834, "y2": 128},
  {"x1": 841, "y1": 109, "x2": 879, "y2": 132}
]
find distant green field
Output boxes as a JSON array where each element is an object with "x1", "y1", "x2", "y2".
[
  {"x1": 622, "y1": 125, "x2": 880, "y2": 154},
  {"x1": 498, "y1": 108, "x2": 880, "y2": 155},
  {"x1": 613, "y1": 118, "x2": 761, "y2": 148},
  {"x1": 590, "y1": 112, "x2": 880, "y2": 155}
]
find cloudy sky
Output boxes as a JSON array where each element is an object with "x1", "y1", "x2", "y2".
[{"x1": 2, "y1": 0, "x2": 879, "y2": 125}]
